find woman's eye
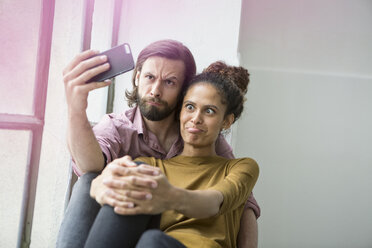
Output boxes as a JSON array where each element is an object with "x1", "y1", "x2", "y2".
[{"x1": 185, "y1": 104, "x2": 194, "y2": 110}]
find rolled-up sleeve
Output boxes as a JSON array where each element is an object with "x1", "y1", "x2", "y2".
[
  {"x1": 209, "y1": 158, "x2": 259, "y2": 215},
  {"x1": 92, "y1": 115, "x2": 122, "y2": 165},
  {"x1": 71, "y1": 115, "x2": 122, "y2": 177}
]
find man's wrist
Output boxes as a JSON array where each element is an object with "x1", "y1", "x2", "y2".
[{"x1": 68, "y1": 109, "x2": 88, "y2": 122}]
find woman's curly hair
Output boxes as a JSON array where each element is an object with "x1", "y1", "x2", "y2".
[{"x1": 184, "y1": 61, "x2": 250, "y2": 123}]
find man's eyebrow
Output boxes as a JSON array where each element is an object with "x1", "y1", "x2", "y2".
[
  {"x1": 165, "y1": 75, "x2": 179, "y2": 82},
  {"x1": 143, "y1": 70, "x2": 154, "y2": 75}
]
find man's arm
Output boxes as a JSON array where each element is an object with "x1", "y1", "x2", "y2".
[
  {"x1": 215, "y1": 137, "x2": 260, "y2": 248},
  {"x1": 63, "y1": 49, "x2": 111, "y2": 173},
  {"x1": 238, "y1": 208, "x2": 258, "y2": 248}
]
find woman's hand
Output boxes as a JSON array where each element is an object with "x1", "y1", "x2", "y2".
[
  {"x1": 92, "y1": 156, "x2": 224, "y2": 218},
  {"x1": 112, "y1": 172, "x2": 224, "y2": 219},
  {"x1": 112, "y1": 172, "x2": 176, "y2": 215},
  {"x1": 90, "y1": 156, "x2": 160, "y2": 208}
]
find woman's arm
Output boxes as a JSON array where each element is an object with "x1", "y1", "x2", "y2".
[
  {"x1": 171, "y1": 188, "x2": 224, "y2": 218},
  {"x1": 112, "y1": 158, "x2": 258, "y2": 218},
  {"x1": 112, "y1": 172, "x2": 224, "y2": 219}
]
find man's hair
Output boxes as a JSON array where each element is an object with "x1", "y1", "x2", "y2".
[{"x1": 125, "y1": 39, "x2": 196, "y2": 107}]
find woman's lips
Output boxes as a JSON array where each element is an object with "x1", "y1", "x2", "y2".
[{"x1": 186, "y1": 127, "x2": 204, "y2": 133}]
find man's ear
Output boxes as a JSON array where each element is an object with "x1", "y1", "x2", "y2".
[
  {"x1": 135, "y1": 71, "x2": 140, "y2": 86},
  {"x1": 222, "y1": 114, "x2": 234, "y2": 130}
]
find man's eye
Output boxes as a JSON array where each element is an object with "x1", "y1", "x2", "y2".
[
  {"x1": 206, "y1": 108, "x2": 215, "y2": 114},
  {"x1": 165, "y1": 80, "x2": 175, "y2": 86},
  {"x1": 146, "y1": 75, "x2": 154, "y2": 80}
]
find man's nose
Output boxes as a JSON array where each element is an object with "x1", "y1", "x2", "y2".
[{"x1": 150, "y1": 80, "x2": 162, "y2": 98}]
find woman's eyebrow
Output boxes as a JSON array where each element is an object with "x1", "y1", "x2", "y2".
[
  {"x1": 204, "y1": 104, "x2": 219, "y2": 110},
  {"x1": 183, "y1": 100, "x2": 195, "y2": 105}
]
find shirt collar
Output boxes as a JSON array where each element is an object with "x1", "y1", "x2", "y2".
[{"x1": 125, "y1": 106, "x2": 145, "y2": 135}]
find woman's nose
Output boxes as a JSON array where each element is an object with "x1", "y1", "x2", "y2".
[{"x1": 191, "y1": 111, "x2": 202, "y2": 124}]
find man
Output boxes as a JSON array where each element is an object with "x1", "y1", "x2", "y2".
[{"x1": 57, "y1": 39, "x2": 260, "y2": 248}]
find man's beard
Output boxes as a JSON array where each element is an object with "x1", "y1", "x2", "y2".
[{"x1": 138, "y1": 96, "x2": 175, "y2": 121}]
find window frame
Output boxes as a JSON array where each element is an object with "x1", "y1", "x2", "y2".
[{"x1": 0, "y1": 0, "x2": 55, "y2": 247}]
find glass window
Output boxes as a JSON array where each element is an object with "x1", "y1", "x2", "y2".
[
  {"x1": 0, "y1": 129, "x2": 30, "y2": 247},
  {"x1": 0, "y1": 0, "x2": 41, "y2": 115}
]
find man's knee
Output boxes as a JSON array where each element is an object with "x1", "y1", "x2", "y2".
[
  {"x1": 72, "y1": 172, "x2": 99, "y2": 193},
  {"x1": 79, "y1": 172, "x2": 99, "y2": 184}
]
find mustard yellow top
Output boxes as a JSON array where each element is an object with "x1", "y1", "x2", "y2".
[{"x1": 136, "y1": 155, "x2": 259, "y2": 248}]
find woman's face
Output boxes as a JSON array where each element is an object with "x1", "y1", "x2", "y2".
[{"x1": 180, "y1": 82, "x2": 231, "y2": 150}]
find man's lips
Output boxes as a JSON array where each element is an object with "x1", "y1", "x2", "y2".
[{"x1": 147, "y1": 101, "x2": 162, "y2": 106}]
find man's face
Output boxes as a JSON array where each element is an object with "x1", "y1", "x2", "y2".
[{"x1": 136, "y1": 56, "x2": 185, "y2": 121}]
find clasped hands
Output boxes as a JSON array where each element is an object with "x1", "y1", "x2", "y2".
[{"x1": 90, "y1": 156, "x2": 175, "y2": 215}]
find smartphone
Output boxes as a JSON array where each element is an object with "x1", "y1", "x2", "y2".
[{"x1": 88, "y1": 43, "x2": 135, "y2": 83}]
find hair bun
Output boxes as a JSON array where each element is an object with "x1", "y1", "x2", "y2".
[{"x1": 203, "y1": 61, "x2": 249, "y2": 94}]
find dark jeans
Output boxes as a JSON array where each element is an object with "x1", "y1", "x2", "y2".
[
  {"x1": 56, "y1": 172, "x2": 101, "y2": 248},
  {"x1": 56, "y1": 173, "x2": 185, "y2": 248},
  {"x1": 84, "y1": 205, "x2": 185, "y2": 248}
]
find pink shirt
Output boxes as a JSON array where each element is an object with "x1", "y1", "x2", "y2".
[{"x1": 73, "y1": 107, "x2": 260, "y2": 217}]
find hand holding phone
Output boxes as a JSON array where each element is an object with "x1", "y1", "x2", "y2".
[{"x1": 88, "y1": 43, "x2": 135, "y2": 83}]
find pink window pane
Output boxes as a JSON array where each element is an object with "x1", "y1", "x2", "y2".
[
  {"x1": 0, "y1": 129, "x2": 30, "y2": 247},
  {"x1": 0, "y1": 0, "x2": 41, "y2": 115}
]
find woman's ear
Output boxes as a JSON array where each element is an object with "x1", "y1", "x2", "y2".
[{"x1": 222, "y1": 114, "x2": 234, "y2": 130}]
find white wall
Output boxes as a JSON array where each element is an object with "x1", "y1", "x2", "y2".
[{"x1": 236, "y1": 0, "x2": 372, "y2": 247}]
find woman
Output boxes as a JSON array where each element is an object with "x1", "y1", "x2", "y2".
[{"x1": 84, "y1": 62, "x2": 259, "y2": 248}]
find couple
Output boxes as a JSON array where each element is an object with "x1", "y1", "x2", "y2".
[{"x1": 58, "y1": 39, "x2": 260, "y2": 247}]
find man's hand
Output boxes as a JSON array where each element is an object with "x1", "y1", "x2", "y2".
[
  {"x1": 90, "y1": 156, "x2": 161, "y2": 209},
  {"x1": 63, "y1": 49, "x2": 111, "y2": 115},
  {"x1": 63, "y1": 50, "x2": 112, "y2": 173}
]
